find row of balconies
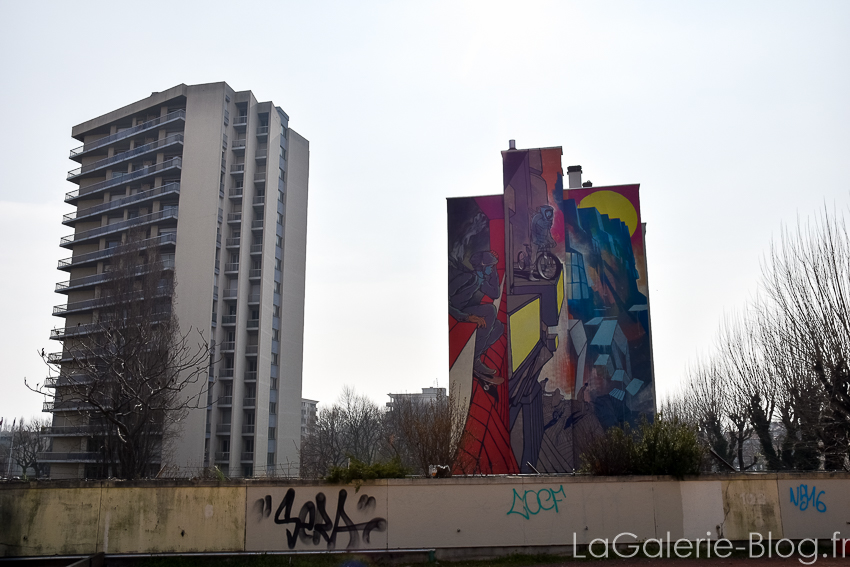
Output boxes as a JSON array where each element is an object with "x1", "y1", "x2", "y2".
[
  {"x1": 218, "y1": 343, "x2": 259, "y2": 356},
  {"x1": 67, "y1": 134, "x2": 184, "y2": 181},
  {"x1": 55, "y1": 257, "x2": 175, "y2": 294},
  {"x1": 216, "y1": 369, "x2": 256, "y2": 382},
  {"x1": 213, "y1": 452, "x2": 255, "y2": 463},
  {"x1": 69, "y1": 110, "x2": 186, "y2": 160},
  {"x1": 62, "y1": 182, "x2": 180, "y2": 226},
  {"x1": 53, "y1": 283, "x2": 172, "y2": 317},
  {"x1": 58, "y1": 233, "x2": 176, "y2": 271},
  {"x1": 212, "y1": 396, "x2": 256, "y2": 408},
  {"x1": 59, "y1": 209, "x2": 178, "y2": 248},
  {"x1": 65, "y1": 157, "x2": 182, "y2": 204},
  {"x1": 220, "y1": 290, "x2": 261, "y2": 303}
]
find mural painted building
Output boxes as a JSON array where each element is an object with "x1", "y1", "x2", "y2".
[{"x1": 448, "y1": 145, "x2": 655, "y2": 474}]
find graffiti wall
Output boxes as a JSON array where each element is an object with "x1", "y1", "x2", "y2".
[{"x1": 448, "y1": 146, "x2": 655, "y2": 474}]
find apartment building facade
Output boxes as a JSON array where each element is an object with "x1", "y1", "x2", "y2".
[{"x1": 44, "y1": 82, "x2": 309, "y2": 478}]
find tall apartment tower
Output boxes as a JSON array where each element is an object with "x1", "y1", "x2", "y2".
[{"x1": 45, "y1": 82, "x2": 309, "y2": 478}]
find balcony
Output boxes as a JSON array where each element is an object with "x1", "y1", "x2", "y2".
[
  {"x1": 57, "y1": 234, "x2": 177, "y2": 271},
  {"x1": 44, "y1": 374, "x2": 92, "y2": 388},
  {"x1": 219, "y1": 341, "x2": 235, "y2": 353},
  {"x1": 250, "y1": 244, "x2": 262, "y2": 255},
  {"x1": 53, "y1": 283, "x2": 172, "y2": 317},
  {"x1": 217, "y1": 396, "x2": 233, "y2": 406},
  {"x1": 221, "y1": 315, "x2": 236, "y2": 326},
  {"x1": 247, "y1": 293, "x2": 260, "y2": 304},
  {"x1": 69, "y1": 110, "x2": 185, "y2": 160},
  {"x1": 225, "y1": 237, "x2": 241, "y2": 248},
  {"x1": 62, "y1": 182, "x2": 180, "y2": 225},
  {"x1": 246, "y1": 318, "x2": 259, "y2": 329},
  {"x1": 224, "y1": 262, "x2": 239, "y2": 274},
  {"x1": 223, "y1": 289, "x2": 238, "y2": 300},
  {"x1": 242, "y1": 424, "x2": 255, "y2": 435},
  {"x1": 240, "y1": 452, "x2": 254, "y2": 462},
  {"x1": 251, "y1": 219, "x2": 264, "y2": 230},
  {"x1": 255, "y1": 149, "x2": 267, "y2": 163},
  {"x1": 256, "y1": 126, "x2": 269, "y2": 137},
  {"x1": 245, "y1": 345, "x2": 258, "y2": 356},
  {"x1": 229, "y1": 187, "x2": 243, "y2": 199},
  {"x1": 227, "y1": 212, "x2": 242, "y2": 224},
  {"x1": 253, "y1": 172, "x2": 266, "y2": 184},
  {"x1": 67, "y1": 134, "x2": 184, "y2": 181},
  {"x1": 234, "y1": 115, "x2": 248, "y2": 128},
  {"x1": 41, "y1": 425, "x2": 103, "y2": 437},
  {"x1": 55, "y1": 258, "x2": 175, "y2": 294},
  {"x1": 232, "y1": 139, "x2": 247, "y2": 152},
  {"x1": 60, "y1": 209, "x2": 178, "y2": 249},
  {"x1": 214, "y1": 452, "x2": 230, "y2": 462},
  {"x1": 37, "y1": 452, "x2": 101, "y2": 463},
  {"x1": 216, "y1": 424, "x2": 231, "y2": 434},
  {"x1": 244, "y1": 371, "x2": 257, "y2": 382},
  {"x1": 43, "y1": 399, "x2": 111, "y2": 412},
  {"x1": 65, "y1": 157, "x2": 182, "y2": 204},
  {"x1": 243, "y1": 397, "x2": 256, "y2": 408},
  {"x1": 252, "y1": 195, "x2": 265, "y2": 207},
  {"x1": 218, "y1": 368, "x2": 234, "y2": 378}
]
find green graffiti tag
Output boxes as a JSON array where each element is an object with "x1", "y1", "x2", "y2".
[{"x1": 507, "y1": 485, "x2": 566, "y2": 519}]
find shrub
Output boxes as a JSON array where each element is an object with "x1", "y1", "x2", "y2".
[
  {"x1": 580, "y1": 414, "x2": 703, "y2": 479},
  {"x1": 325, "y1": 456, "x2": 411, "y2": 484}
]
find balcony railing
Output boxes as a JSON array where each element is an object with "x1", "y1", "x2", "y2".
[
  {"x1": 69, "y1": 110, "x2": 185, "y2": 159},
  {"x1": 224, "y1": 262, "x2": 239, "y2": 273},
  {"x1": 216, "y1": 424, "x2": 231, "y2": 434},
  {"x1": 65, "y1": 157, "x2": 182, "y2": 203},
  {"x1": 57, "y1": 234, "x2": 177, "y2": 271},
  {"x1": 55, "y1": 258, "x2": 175, "y2": 293},
  {"x1": 229, "y1": 187, "x2": 243, "y2": 199},
  {"x1": 234, "y1": 115, "x2": 248, "y2": 127},
  {"x1": 221, "y1": 315, "x2": 236, "y2": 325},
  {"x1": 225, "y1": 237, "x2": 241, "y2": 248},
  {"x1": 218, "y1": 396, "x2": 233, "y2": 406},
  {"x1": 244, "y1": 371, "x2": 257, "y2": 382},
  {"x1": 253, "y1": 172, "x2": 266, "y2": 183},
  {"x1": 44, "y1": 374, "x2": 92, "y2": 388},
  {"x1": 242, "y1": 424, "x2": 255, "y2": 434},
  {"x1": 67, "y1": 134, "x2": 184, "y2": 181},
  {"x1": 37, "y1": 452, "x2": 101, "y2": 463},
  {"x1": 227, "y1": 212, "x2": 242, "y2": 223},
  {"x1": 250, "y1": 244, "x2": 262, "y2": 255},
  {"x1": 247, "y1": 293, "x2": 260, "y2": 304},
  {"x1": 256, "y1": 126, "x2": 269, "y2": 136},
  {"x1": 223, "y1": 289, "x2": 238, "y2": 299},
  {"x1": 42, "y1": 425, "x2": 104, "y2": 437},
  {"x1": 243, "y1": 397, "x2": 256, "y2": 408},
  {"x1": 255, "y1": 150, "x2": 267, "y2": 161},
  {"x1": 219, "y1": 368, "x2": 234, "y2": 378},
  {"x1": 245, "y1": 345, "x2": 258, "y2": 355},
  {"x1": 63, "y1": 182, "x2": 180, "y2": 225},
  {"x1": 232, "y1": 139, "x2": 247, "y2": 150},
  {"x1": 43, "y1": 399, "x2": 112, "y2": 412},
  {"x1": 246, "y1": 318, "x2": 259, "y2": 329},
  {"x1": 230, "y1": 164, "x2": 245, "y2": 174},
  {"x1": 248, "y1": 269, "x2": 261, "y2": 279},
  {"x1": 214, "y1": 452, "x2": 230, "y2": 462},
  {"x1": 60, "y1": 209, "x2": 178, "y2": 248},
  {"x1": 251, "y1": 219, "x2": 263, "y2": 230},
  {"x1": 240, "y1": 452, "x2": 254, "y2": 462},
  {"x1": 219, "y1": 341, "x2": 235, "y2": 352},
  {"x1": 252, "y1": 195, "x2": 265, "y2": 206},
  {"x1": 53, "y1": 283, "x2": 172, "y2": 316}
]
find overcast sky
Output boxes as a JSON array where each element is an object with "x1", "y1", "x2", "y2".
[{"x1": 1, "y1": 0, "x2": 848, "y2": 422}]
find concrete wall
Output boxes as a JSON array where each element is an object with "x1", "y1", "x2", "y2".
[{"x1": 2, "y1": 474, "x2": 849, "y2": 558}]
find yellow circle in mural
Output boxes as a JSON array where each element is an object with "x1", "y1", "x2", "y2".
[{"x1": 578, "y1": 190, "x2": 638, "y2": 237}]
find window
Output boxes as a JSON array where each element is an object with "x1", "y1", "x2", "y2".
[
  {"x1": 275, "y1": 258, "x2": 281, "y2": 271},
  {"x1": 269, "y1": 402, "x2": 276, "y2": 414},
  {"x1": 271, "y1": 353, "x2": 279, "y2": 365},
  {"x1": 268, "y1": 427, "x2": 276, "y2": 440},
  {"x1": 276, "y1": 235, "x2": 282, "y2": 248},
  {"x1": 272, "y1": 329, "x2": 279, "y2": 341},
  {"x1": 274, "y1": 282, "x2": 281, "y2": 294},
  {"x1": 273, "y1": 306, "x2": 280, "y2": 318},
  {"x1": 277, "y1": 213, "x2": 283, "y2": 226}
]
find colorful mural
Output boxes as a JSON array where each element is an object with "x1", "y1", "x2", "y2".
[{"x1": 448, "y1": 147, "x2": 655, "y2": 474}]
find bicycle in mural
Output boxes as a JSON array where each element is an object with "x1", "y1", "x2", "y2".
[{"x1": 516, "y1": 241, "x2": 559, "y2": 281}]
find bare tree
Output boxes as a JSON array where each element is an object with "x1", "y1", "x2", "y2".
[
  {"x1": 9, "y1": 418, "x2": 52, "y2": 478},
  {"x1": 385, "y1": 394, "x2": 466, "y2": 476},
  {"x1": 31, "y1": 236, "x2": 209, "y2": 479}
]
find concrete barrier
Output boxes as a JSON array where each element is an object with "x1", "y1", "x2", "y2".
[{"x1": 1, "y1": 473, "x2": 848, "y2": 558}]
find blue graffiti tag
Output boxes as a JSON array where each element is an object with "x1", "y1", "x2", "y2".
[
  {"x1": 507, "y1": 485, "x2": 566, "y2": 519},
  {"x1": 789, "y1": 484, "x2": 826, "y2": 513}
]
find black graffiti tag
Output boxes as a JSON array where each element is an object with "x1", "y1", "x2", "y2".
[{"x1": 260, "y1": 488, "x2": 387, "y2": 549}]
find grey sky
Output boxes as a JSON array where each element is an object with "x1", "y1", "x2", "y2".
[{"x1": 1, "y1": 0, "x2": 848, "y2": 421}]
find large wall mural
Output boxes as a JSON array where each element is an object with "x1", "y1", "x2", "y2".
[{"x1": 448, "y1": 147, "x2": 655, "y2": 474}]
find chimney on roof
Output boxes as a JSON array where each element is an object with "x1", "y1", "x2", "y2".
[
  {"x1": 567, "y1": 165, "x2": 582, "y2": 188},
  {"x1": 508, "y1": 139, "x2": 516, "y2": 150}
]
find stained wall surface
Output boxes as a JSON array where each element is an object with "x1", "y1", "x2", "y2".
[{"x1": 1, "y1": 475, "x2": 849, "y2": 557}]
